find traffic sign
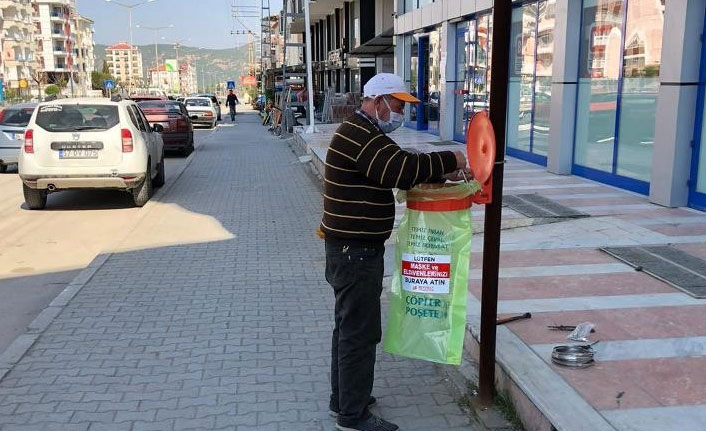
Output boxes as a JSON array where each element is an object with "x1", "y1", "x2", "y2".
[
  {"x1": 226, "y1": 80, "x2": 235, "y2": 90},
  {"x1": 103, "y1": 79, "x2": 115, "y2": 91}
]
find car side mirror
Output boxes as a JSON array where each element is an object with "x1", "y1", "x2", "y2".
[{"x1": 152, "y1": 124, "x2": 164, "y2": 133}]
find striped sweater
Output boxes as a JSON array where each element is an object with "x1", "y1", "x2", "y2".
[{"x1": 320, "y1": 112, "x2": 458, "y2": 242}]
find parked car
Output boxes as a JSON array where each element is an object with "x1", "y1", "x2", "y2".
[
  {"x1": 183, "y1": 97, "x2": 217, "y2": 129},
  {"x1": 196, "y1": 93, "x2": 222, "y2": 121},
  {"x1": 130, "y1": 94, "x2": 167, "y2": 103},
  {"x1": 138, "y1": 100, "x2": 195, "y2": 155},
  {"x1": 0, "y1": 103, "x2": 37, "y2": 173},
  {"x1": 18, "y1": 98, "x2": 165, "y2": 209}
]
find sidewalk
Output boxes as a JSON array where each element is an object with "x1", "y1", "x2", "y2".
[
  {"x1": 0, "y1": 112, "x2": 479, "y2": 431},
  {"x1": 293, "y1": 123, "x2": 706, "y2": 431}
]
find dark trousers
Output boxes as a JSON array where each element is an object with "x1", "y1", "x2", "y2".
[
  {"x1": 229, "y1": 105, "x2": 236, "y2": 121},
  {"x1": 325, "y1": 238, "x2": 385, "y2": 426}
]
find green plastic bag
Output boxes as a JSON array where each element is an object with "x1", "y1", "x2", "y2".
[{"x1": 383, "y1": 181, "x2": 478, "y2": 365}]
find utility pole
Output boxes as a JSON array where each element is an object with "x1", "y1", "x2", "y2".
[{"x1": 478, "y1": 0, "x2": 512, "y2": 405}]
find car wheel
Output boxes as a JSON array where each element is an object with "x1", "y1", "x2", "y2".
[
  {"x1": 0, "y1": 164, "x2": 7, "y2": 174},
  {"x1": 132, "y1": 164, "x2": 152, "y2": 207},
  {"x1": 153, "y1": 155, "x2": 165, "y2": 188},
  {"x1": 23, "y1": 184, "x2": 47, "y2": 210}
]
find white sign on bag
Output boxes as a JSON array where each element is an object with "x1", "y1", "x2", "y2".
[{"x1": 401, "y1": 253, "x2": 451, "y2": 294}]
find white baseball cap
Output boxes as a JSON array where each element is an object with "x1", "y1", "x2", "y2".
[{"x1": 363, "y1": 73, "x2": 421, "y2": 103}]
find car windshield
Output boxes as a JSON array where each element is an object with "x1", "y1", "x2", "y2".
[
  {"x1": 185, "y1": 99, "x2": 210, "y2": 107},
  {"x1": 35, "y1": 104, "x2": 120, "y2": 132},
  {"x1": 138, "y1": 101, "x2": 182, "y2": 113},
  {"x1": 0, "y1": 107, "x2": 34, "y2": 127}
]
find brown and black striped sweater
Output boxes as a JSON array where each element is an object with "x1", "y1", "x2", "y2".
[{"x1": 320, "y1": 112, "x2": 458, "y2": 242}]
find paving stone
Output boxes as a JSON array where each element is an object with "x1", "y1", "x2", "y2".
[{"x1": 0, "y1": 116, "x2": 480, "y2": 430}]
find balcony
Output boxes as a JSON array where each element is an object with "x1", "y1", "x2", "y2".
[{"x1": 51, "y1": 32, "x2": 67, "y2": 40}]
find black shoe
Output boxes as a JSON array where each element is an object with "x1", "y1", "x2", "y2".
[
  {"x1": 329, "y1": 396, "x2": 376, "y2": 417},
  {"x1": 336, "y1": 414, "x2": 398, "y2": 431}
]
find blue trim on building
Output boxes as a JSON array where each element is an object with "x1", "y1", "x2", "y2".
[
  {"x1": 572, "y1": 164, "x2": 649, "y2": 195},
  {"x1": 688, "y1": 10, "x2": 706, "y2": 210},
  {"x1": 507, "y1": 146, "x2": 548, "y2": 166}
]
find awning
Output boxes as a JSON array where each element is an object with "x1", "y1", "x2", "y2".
[{"x1": 348, "y1": 27, "x2": 394, "y2": 57}]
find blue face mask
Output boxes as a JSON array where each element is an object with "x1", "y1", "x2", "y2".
[{"x1": 376, "y1": 97, "x2": 404, "y2": 133}]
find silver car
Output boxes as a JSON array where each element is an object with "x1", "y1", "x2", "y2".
[{"x1": 0, "y1": 103, "x2": 37, "y2": 173}]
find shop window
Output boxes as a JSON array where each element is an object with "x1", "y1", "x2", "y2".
[
  {"x1": 573, "y1": 0, "x2": 664, "y2": 191},
  {"x1": 506, "y1": 0, "x2": 554, "y2": 162},
  {"x1": 452, "y1": 13, "x2": 492, "y2": 142}
]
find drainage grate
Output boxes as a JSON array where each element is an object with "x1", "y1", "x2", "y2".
[
  {"x1": 504, "y1": 194, "x2": 589, "y2": 219},
  {"x1": 601, "y1": 246, "x2": 706, "y2": 298}
]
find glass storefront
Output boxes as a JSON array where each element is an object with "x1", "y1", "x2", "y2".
[
  {"x1": 573, "y1": 0, "x2": 664, "y2": 193},
  {"x1": 405, "y1": 29, "x2": 441, "y2": 131},
  {"x1": 689, "y1": 10, "x2": 706, "y2": 210},
  {"x1": 506, "y1": 0, "x2": 555, "y2": 164},
  {"x1": 453, "y1": 12, "x2": 493, "y2": 142}
]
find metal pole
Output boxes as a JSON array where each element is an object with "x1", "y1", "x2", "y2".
[
  {"x1": 154, "y1": 30, "x2": 158, "y2": 69},
  {"x1": 128, "y1": 8, "x2": 133, "y2": 47},
  {"x1": 478, "y1": 0, "x2": 512, "y2": 405},
  {"x1": 303, "y1": 0, "x2": 316, "y2": 133}
]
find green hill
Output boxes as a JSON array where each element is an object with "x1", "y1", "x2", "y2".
[{"x1": 95, "y1": 43, "x2": 253, "y2": 83}]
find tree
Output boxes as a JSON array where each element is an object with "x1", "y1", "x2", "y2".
[
  {"x1": 31, "y1": 71, "x2": 47, "y2": 101},
  {"x1": 45, "y1": 84, "x2": 60, "y2": 96},
  {"x1": 102, "y1": 60, "x2": 109, "y2": 75}
]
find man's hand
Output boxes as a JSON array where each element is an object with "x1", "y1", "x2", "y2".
[
  {"x1": 443, "y1": 168, "x2": 473, "y2": 182},
  {"x1": 453, "y1": 151, "x2": 467, "y2": 170}
]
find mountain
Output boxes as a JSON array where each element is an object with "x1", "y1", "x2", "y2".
[{"x1": 94, "y1": 43, "x2": 253, "y2": 80}]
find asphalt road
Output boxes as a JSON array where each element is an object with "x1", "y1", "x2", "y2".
[{"x1": 0, "y1": 126, "x2": 220, "y2": 354}]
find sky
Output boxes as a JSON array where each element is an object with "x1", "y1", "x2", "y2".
[{"x1": 77, "y1": 0, "x2": 271, "y2": 49}]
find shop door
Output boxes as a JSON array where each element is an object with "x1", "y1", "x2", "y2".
[{"x1": 406, "y1": 34, "x2": 432, "y2": 131}]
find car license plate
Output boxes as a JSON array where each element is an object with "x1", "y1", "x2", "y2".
[{"x1": 59, "y1": 149, "x2": 99, "y2": 159}]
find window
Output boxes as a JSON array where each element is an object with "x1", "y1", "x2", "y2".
[
  {"x1": 0, "y1": 106, "x2": 35, "y2": 127},
  {"x1": 36, "y1": 104, "x2": 119, "y2": 132},
  {"x1": 506, "y1": 0, "x2": 554, "y2": 160},
  {"x1": 573, "y1": 0, "x2": 664, "y2": 188}
]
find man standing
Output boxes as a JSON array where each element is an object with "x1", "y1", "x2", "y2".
[
  {"x1": 225, "y1": 89, "x2": 239, "y2": 121},
  {"x1": 321, "y1": 73, "x2": 467, "y2": 431}
]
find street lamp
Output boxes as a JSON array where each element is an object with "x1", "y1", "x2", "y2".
[
  {"x1": 104, "y1": 0, "x2": 157, "y2": 48},
  {"x1": 172, "y1": 38, "x2": 191, "y2": 94},
  {"x1": 135, "y1": 23, "x2": 173, "y2": 69}
]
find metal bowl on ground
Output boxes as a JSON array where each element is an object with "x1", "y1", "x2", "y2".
[{"x1": 551, "y1": 345, "x2": 595, "y2": 368}]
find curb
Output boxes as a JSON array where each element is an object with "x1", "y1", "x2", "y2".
[{"x1": 0, "y1": 126, "x2": 216, "y2": 384}]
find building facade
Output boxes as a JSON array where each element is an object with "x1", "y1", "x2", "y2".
[
  {"x1": 33, "y1": 0, "x2": 75, "y2": 88},
  {"x1": 105, "y1": 42, "x2": 143, "y2": 88},
  {"x1": 72, "y1": 13, "x2": 94, "y2": 96},
  {"x1": 390, "y1": 0, "x2": 706, "y2": 211},
  {"x1": 2, "y1": 0, "x2": 36, "y2": 95},
  {"x1": 179, "y1": 62, "x2": 197, "y2": 95}
]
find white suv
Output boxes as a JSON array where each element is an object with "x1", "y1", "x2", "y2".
[{"x1": 18, "y1": 98, "x2": 165, "y2": 209}]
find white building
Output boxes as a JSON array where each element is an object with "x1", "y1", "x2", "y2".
[
  {"x1": 179, "y1": 62, "x2": 197, "y2": 95},
  {"x1": 149, "y1": 60, "x2": 198, "y2": 96},
  {"x1": 72, "y1": 13, "x2": 94, "y2": 96},
  {"x1": 105, "y1": 41, "x2": 143, "y2": 87},
  {"x1": 33, "y1": 0, "x2": 76, "y2": 88},
  {"x1": 148, "y1": 60, "x2": 178, "y2": 94},
  {"x1": 1, "y1": 0, "x2": 36, "y2": 94}
]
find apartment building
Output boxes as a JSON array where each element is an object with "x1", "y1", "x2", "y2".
[
  {"x1": 1, "y1": 0, "x2": 36, "y2": 93},
  {"x1": 73, "y1": 13, "x2": 94, "y2": 96},
  {"x1": 279, "y1": 0, "x2": 393, "y2": 95},
  {"x1": 105, "y1": 41, "x2": 143, "y2": 87},
  {"x1": 33, "y1": 0, "x2": 75, "y2": 88}
]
